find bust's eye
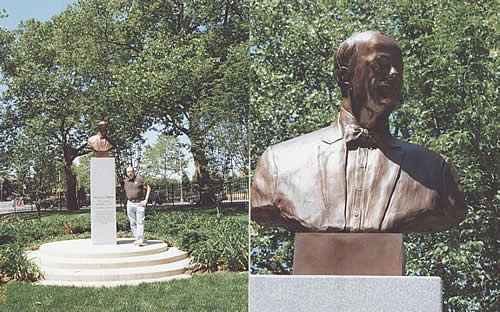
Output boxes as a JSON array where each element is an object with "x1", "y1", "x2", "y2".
[{"x1": 372, "y1": 60, "x2": 390, "y2": 73}]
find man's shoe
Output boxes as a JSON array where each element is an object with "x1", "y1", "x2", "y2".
[{"x1": 136, "y1": 239, "x2": 144, "y2": 246}]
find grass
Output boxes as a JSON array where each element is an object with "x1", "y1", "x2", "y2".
[{"x1": 1, "y1": 272, "x2": 248, "y2": 312}]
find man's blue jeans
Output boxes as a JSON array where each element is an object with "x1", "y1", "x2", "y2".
[{"x1": 127, "y1": 201, "x2": 145, "y2": 242}]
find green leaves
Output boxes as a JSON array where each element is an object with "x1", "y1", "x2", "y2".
[
  {"x1": 0, "y1": 243, "x2": 42, "y2": 282},
  {"x1": 147, "y1": 208, "x2": 248, "y2": 272},
  {"x1": 138, "y1": 134, "x2": 189, "y2": 181},
  {"x1": 250, "y1": 222, "x2": 294, "y2": 274}
]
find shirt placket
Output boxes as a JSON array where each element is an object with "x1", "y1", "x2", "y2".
[{"x1": 352, "y1": 147, "x2": 368, "y2": 231}]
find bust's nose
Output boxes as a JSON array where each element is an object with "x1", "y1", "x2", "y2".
[{"x1": 387, "y1": 65, "x2": 399, "y2": 80}]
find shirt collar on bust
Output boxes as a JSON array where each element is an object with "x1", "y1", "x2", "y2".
[
  {"x1": 339, "y1": 107, "x2": 362, "y2": 137},
  {"x1": 338, "y1": 107, "x2": 394, "y2": 148},
  {"x1": 320, "y1": 108, "x2": 401, "y2": 149}
]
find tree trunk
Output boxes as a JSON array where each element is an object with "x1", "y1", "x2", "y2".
[
  {"x1": 190, "y1": 139, "x2": 216, "y2": 206},
  {"x1": 62, "y1": 147, "x2": 78, "y2": 211},
  {"x1": 64, "y1": 162, "x2": 78, "y2": 211}
]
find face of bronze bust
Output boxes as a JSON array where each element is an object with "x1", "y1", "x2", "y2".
[
  {"x1": 98, "y1": 125, "x2": 107, "y2": 136},
  {"x1": 348, "y1": 33, "x2": 403, "y2": 129}
]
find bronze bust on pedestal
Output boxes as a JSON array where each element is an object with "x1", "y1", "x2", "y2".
[
  {"x1": 87, "y1": 121, "x2": 114, "y2": 158},
  {"x1": 251, "y1": 31, "x2": 466, "y2": 234}
]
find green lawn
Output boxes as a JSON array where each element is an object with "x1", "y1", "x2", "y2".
[{"x1": 1, "y1": 272, "x2": 248, "y2": 312}]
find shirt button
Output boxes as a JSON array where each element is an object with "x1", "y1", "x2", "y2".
[{"x1": 354, "y1": 212, "x2": 360, "y2": 218}]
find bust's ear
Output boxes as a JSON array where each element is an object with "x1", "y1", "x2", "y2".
[
  {"x1": 336, "y1": 66, "x2": 352, "y2": 96},
  {"x1": 338, "y1": 66, "x2": 351, "y2": 85}
]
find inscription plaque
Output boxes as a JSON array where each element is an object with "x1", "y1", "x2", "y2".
[{"x1": 90, "y1": 158, "x2": 116, "y2": 245}]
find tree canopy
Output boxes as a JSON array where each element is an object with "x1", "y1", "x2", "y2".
[
  {"x1": 0, "y1": 0, "x2": 249, "y2": 208},
  {"x1": 138, "y1": 134, "x2": 189, "y2": 182}
]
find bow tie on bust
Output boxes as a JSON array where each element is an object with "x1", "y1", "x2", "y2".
[{"x1": 344, "y1": 126, "x2": 381, "y2": 149}]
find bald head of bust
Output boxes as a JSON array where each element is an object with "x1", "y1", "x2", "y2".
[{"x1": 334, "y1": 31, "x2": 403, "y2": 131}]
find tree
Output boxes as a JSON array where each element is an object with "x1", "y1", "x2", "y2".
[
  {"x1": 110, "y1": 0, "x2": 249, "y2": 204},
  {"x1": 73, "y1": 153, "x2": 92, "y2": 193},
  {"x1": 0, "y1": 1, "x2": 152, "y2": 210},
  {"x1": 4, "y1": 122, "x2": 62, "y2": 218},
  {"x1": 250, "y1": 1, "x2": 498, "y2": 310},
  {"x1": 0, "y1": 18, "x2": 90, "y2": 211},
  {"x1": 201, "y1": 42, "x2": 250, "y2": 178},
  {"x1": 1, "y1": 0, "x2": 249, "y2": 208},
  {"x1": 138, "y1": 134, "x2": 189, "y2": 182}
]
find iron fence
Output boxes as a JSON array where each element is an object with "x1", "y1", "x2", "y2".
[{"x1": 150, "y1": 176, "x2": 248, "y2": 205}]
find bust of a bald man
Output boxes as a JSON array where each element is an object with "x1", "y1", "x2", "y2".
[
  {"x1": 87, "y1": 121, "x2": 114, "y2": 157},
  {"x1": 251, "y1": 31, "x2": 466, "y2": 233}
]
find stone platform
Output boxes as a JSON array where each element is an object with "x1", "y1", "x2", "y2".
[
  {"x1": 250, "y1": 275, "x2": 442, "y2": 312},
  {"x1": 27, "y1": 238, "x2": 191, "y2": 287}
]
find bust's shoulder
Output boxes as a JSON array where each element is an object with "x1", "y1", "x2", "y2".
[
  {"x1": 394, "y1": 139, "x2": 444, "y2": 162},
  {"x1": 256, "y1": 125, "x2": 336, "y2": 174},
  {"x1": 88, "y1": 134, "x2": 99, "y2": 142},
  {"x1": 269, "y1": 125, "x2": 336, "y2": 154},
  {"x1": 392, "y1": 138, "x2": 452, "y2": 178}
]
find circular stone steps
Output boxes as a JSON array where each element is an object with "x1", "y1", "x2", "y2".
[
  {"x1": 40, "y1": 238, "x2": 168, "y2": 258},
  {"x1": 28, "y1": 238, "x2": 192, "y2": 287}
]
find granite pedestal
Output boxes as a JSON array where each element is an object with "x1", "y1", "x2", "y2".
[
  {"x1": 250, "y1": 275, "x2": 442, "y2": 312},
  {"x1": 251, "y1": 233, "x2": 442, "y2": 311},
  {"x1": 90, "y1": 157, "x2": 116, "y2": 245}
]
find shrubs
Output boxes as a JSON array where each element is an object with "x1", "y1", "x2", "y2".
[
  {"x1": 0, "y1": 244, "x2": 42, "y2": 282},
  {"x1": 190, "y1": 217, "x2": 248, "y2": 272},
  {"x1": 0, "y1": 212, "x2": 93, "y2": 283},
  {"x1": 147, "y1": 209, "x2": 248, "y2": 272},
  {"x1": 250, "y1": 222, "x2": 294, "y2": 274}
]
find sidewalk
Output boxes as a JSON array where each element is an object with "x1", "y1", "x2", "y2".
[{"x1": 0, "y1": 201, "x2": 67, "y2": 215}]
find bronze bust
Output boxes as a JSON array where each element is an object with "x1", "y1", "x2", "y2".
[
  {"x1": 251, "y1": 31, "x2": 467, "y2": 233},
  {"x1": 87, "y1": 121, "x2": 114, "y2": 157}
]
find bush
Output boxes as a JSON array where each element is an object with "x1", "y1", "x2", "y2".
[
  {"x1": 250, "y1": 222, "x2": 294, "y2": 274},
  {"x1": 0, "y1": 244, "x2": 42, "y2": 282},
  {"x1": 190, "y1": 217, "x2": 248, "y2": 272},
  {"x1": 146, "y1": 209, "x2": 248, "y2": 272}
]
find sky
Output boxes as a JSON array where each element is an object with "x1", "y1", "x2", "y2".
[
  {"x1": 0, "y1": 0, "x2": 75, "y2": 30},
  {"x1": 0, "y1": 0, "x2": 195, "y2": 178}
]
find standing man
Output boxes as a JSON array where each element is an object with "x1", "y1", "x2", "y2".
[{"x1": 123, "y1": 167, "x2": 151, "y2": 246}]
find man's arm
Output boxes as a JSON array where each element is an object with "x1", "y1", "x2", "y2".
[{"x1": 142, "y1": 183, "x2": 152, "y2": 207}]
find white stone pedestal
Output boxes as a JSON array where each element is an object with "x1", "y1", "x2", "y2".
[
  {"x1": 90, "y1": 158, "x2": 116, "y2": 245},
  {"x1": 250, "y1": 275, "x2": 442, "y2": 312}
]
